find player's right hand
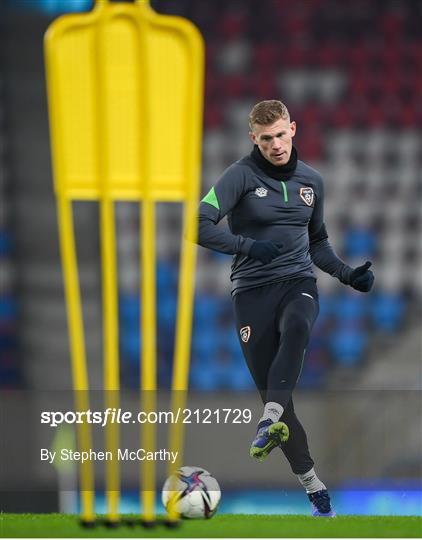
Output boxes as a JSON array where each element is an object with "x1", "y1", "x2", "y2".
[
  {"x1": 248, "y1": 240, "x2": 282, "y2": 264},
  {"x1": 350, "y1": 260, "x2": 374, "y2": 292}
]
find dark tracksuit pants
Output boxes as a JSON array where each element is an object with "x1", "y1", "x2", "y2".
[{"x1": 232, "y1": 277, "x2": 319, "y2": 475}]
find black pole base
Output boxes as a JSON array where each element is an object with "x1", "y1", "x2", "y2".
[
  {"x1": 164, "y1": 518, "x2": 181, "y2": 528},
  {"x1": 140, "y1": 519, "x2": 158, "y2": 528},
  {"x1": 79, "y1": 519, "x2": 97, "y2": 528}
]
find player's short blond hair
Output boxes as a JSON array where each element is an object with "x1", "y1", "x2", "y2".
[{"x1": 248, "y1": 100, "x2": 290, "y2": 130}]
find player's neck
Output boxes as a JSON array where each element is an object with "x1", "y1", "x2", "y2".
[{"x1": 250, "y1": 145, "x2": 298, "y2": 180}]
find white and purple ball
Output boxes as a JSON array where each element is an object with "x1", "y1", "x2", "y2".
[{"x1": 162, "y1": 466, "x2": 221, "y2": 519}]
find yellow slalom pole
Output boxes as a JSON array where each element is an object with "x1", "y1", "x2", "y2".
[
  {"x1": 93, "y1": 4, "x2": 121, "y2": 522},
  {"x1": 173, "y1": 199, "x2": 199, "y2": 394},
  {"x1": 134, "y1": 5, "x2": 157, "y2": 523},
  {"x1": 100, "y1": 197, "x2": 120, "y2": 523},
  {"x1": 165, "y1": 17, "x2": 203, "y2": 521},
  {"x1": 166, "y1": 197, "x2": 199, "y2": 523},
  {"x1": 140, "y1": 198, "x2": 157, "y2": 523},
  {"x1": 56, "y1": 195, "x2": 95, "y2": 523}
]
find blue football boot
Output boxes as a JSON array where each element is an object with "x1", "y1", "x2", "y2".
[
  {"x1": 308, "y1": 489, "x2": 336, "y2": 517},
  {"x1": 250, "y1": 419, "x2": 289, "y2": 462}
]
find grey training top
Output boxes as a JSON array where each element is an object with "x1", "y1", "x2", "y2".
[{"x1": 198, "y1": 154, "x2": 353, "y2": 296}]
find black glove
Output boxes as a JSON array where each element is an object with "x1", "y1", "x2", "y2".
[
  {"x1": 350, "y1": 261, "x2": 374, "y2": 292},
  {"x1": 248, "y1": 240, "x2": 282, "y2": 264}
]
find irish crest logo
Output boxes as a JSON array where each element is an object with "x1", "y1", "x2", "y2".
[
  {"x1": 299, "y1": 187, "x2": 314, "y2": 206},
  {"x1": 255, "y1": 187, "x2": 268, "y2": 198},
  {"x1": 240, "y1": 326, "x2": 251, "y2": 343}
]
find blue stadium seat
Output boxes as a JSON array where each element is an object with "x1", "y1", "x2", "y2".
[
  {"x1": 194, "y1": 295, "x2": 221, "y2": 324},
  {"x1": 344, "y1": 227, "x2": 377, "y2": 258},
  {"x1": 370, "y1": 293, "x2": 405, "y2": 332},
  {"x1": 191, "y1": 326, "x2": 221, "y2": 358},
  {"x1": 222, "y1": 329, "x2": 241, "y2": 356},
  {"x1": 157, "y1": 295, "x2": 178, "y2": 328},
  {"x1": 0, "y1": 298, "x2": 18, "y2": 322},
  {"x1": 0, "y1": 231, "x2": 12, "y2": 256},
  {"x1": 318, "y1": 294, "x2": 334, "y2": 320},
  {"x1": 9, "y1": 0, "x2": 92, "y2": 14},
  {"x1": 156, "y1": 261, "x2": 178, "y2": 293},
  {"x1": 119, "y1": 294, "x2": 140, "y2": 326},
  {"x1": 228, "y1": 360, "x2": 254, "y2": 390},
  {"x1": 333, "y1": 293, "x2": 368, "y2": 323},
  {"x1": 120, "y1": 330, "x2": 141, "y2": 363},
  {"x1": 329, "y1": 326, "x2": 368, "y2": 366},
  {"x1": 190, "y1": 362, "x2": 221, "y2": 391}
]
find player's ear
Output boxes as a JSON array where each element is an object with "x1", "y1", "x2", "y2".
[
  {"x1": 290, "y1": 121, "x2": 296, "y2": 137},
  {"x1": 249, "y1": 131, "x2": 257, "y2": 145}
]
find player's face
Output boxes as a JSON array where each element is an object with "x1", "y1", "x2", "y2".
[{"x1": 249, "y1": 117, "x2": 296, "y2": 166}]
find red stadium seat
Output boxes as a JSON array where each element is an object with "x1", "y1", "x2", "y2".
[
  {"x1": 224, "y1": 75, "x2": 249, "y2": 98},
  {"x1": 253, "y1": 42, "x2": 278, "y2": 69},
  {"x1": 345, "y1": 44, "x2": 371, "y2": 67},
  {"x1": 314, "y1": 43, "x2": 345, "y2": 67},
  {"x1": 398, "y1": 104, "x2": 417, "y2": 128},
  {"x1": 300, "y1": 129, "x2": 324, "y2": 162},
  {"x1": 367, "y1": 103, "x2": 386, "y2": 127},
  {"x1": 248, "y1": 71, "x2": 277, "y2": 100},
  {"x1": 301, "y1": 104, "x2": 322, "y2": 126},
  {"x1": 379, "y1": 13, "x2": 405, "y2": 38},
  {"x1": 219, "y1": 12, "x2": 247, "y2": 39},
  {"x1": 282, "y1": 45, "x2": 309, "y2": 68},
  {"x1": 204, "y1": 105, "x2": 224, "y2": 130},
  {"x1": 329, "y1": 103, "x2": 353, "y2": 128}
]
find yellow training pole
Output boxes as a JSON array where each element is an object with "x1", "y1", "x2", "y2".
[
  {"x1": 132, "y1": 3, "x2": 157, "y2": 523},
  {"x1": 166, "y1": 193, "x2": 202, "y2": 523},
  {"x1": 165, "y1": 203, "x2": 199, "y2": 523},
  {"x1": 56, "y1": 195, "x2": 95, "y2": 523},
  {"x1": 165, "y1": 14, "x2": 204, "y2": 520},
  {"x1": 100, "y1": 197, "x2": 120, "y2": 522},
  {"x1": 95, "y1": 6, "x2": 121, "y2": 522},
  {"x1": 140, "y1": 199, "x2": 157, "y2": 523}
]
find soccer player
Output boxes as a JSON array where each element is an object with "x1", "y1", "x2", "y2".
[{"x1": 197, "y1": 100, "x2": 374, "y2": 517}]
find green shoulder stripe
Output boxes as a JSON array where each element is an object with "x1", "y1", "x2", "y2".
[{"x1": 201, "y1": 186, "x2": 220, "y2": 210}]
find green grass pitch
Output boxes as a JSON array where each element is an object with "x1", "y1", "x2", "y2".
[{"x1": 2, "y1": 514, "x2": 421, "y2": 538}]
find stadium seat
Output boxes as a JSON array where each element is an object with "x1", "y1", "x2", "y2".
[
  {"x1": 228, "y1": 361, "x2": 254, "y2": 390},
  {"x1": 119, "y1": 294, "x2": 140, "y2": 326},
  {"x1": 317, "y1": 294, "x2": 333, "y2": 322},
  {"x1": 369, "y1": 293, "x2": 406, "y2": 332},
  {"x1": 328, "y1": 326, "x2": 368, "y2": 366},
  {"x1": 192, "y1": 326, "x2": 221, "y2": 358},
  {"x1": 333, "y1": 293, "x2": 368, "y2": 323},
  {"x1": 190, "y1": 361, "x2": 222, "y2": 391},
  {"x1": 194, "y1": 295, "x2": 221, "y2": 324},
  {"x1": 343, "y1": 226, "x2": 377, "y2": 258},
  {"x1": 120, "y1": 330, "x2": 141, "y2": 364},
  {"x1": 0, "y1": 297, "x2": 18, "y2": 320},
  {"x1": 158, "y1": 296, "x2": 178, "y2": 329}
]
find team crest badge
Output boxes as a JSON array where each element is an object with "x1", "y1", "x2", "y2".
[
  {"x1": 299, "y1": 187, "x2": 314, "y2": 206},
  {"x1": 255, "y1": 187, "x2": 268, "y2": 198},
  {"x1": 240, "y1": 326, "x2": 251, "y2": 343}
]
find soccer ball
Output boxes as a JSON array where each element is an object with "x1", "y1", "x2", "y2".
[{"x1": 161, "y1": 466, "x2": 221, "y2": 519}]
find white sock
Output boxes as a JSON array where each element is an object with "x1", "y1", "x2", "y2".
[
  {"x1": 297, "y1": 467, "x2": 326, "y2": 494},
  {"x1": 259, "y1": 401, "x2": 284, "y2": 424}
]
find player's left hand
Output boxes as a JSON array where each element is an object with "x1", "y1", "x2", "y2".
[{"x1": 350, "y1": 261, "x2": 374, "y2": 292}]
